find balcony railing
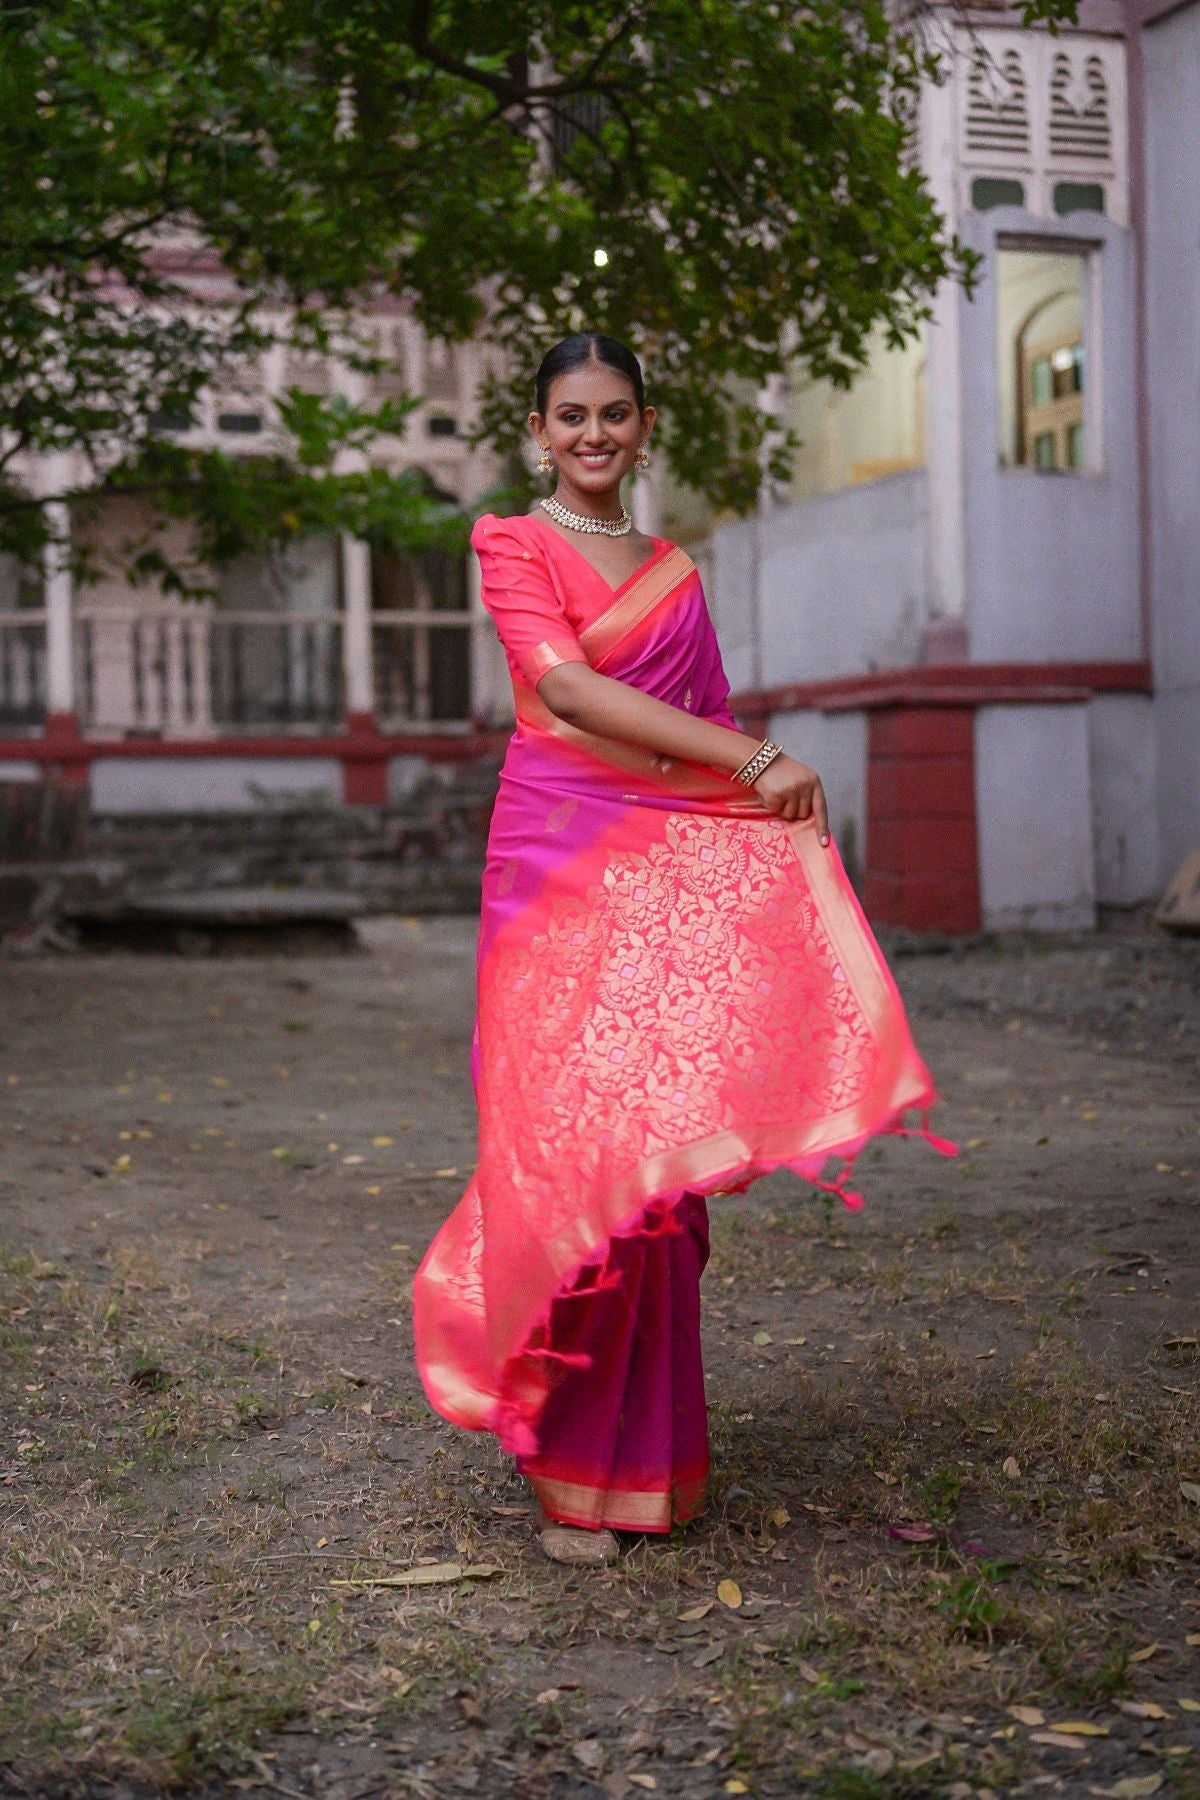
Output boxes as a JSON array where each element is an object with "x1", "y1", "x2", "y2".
[
  {"x1": 0, "y1": 612, "x2": 47, "y2": 730},
  {"x1": 372, "y1": 610, "x2": 473, "y2": 729},
  {"x1": 0, "y1": 604, "x2": 478, "y2": 739},
  {"x1": 76, "y1": 608, "x2": 344, "y2": 735}
]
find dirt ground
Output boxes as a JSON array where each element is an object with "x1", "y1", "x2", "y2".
[{"x1": 1, "y1": 918, "x2": 1198, "y2": 1800}]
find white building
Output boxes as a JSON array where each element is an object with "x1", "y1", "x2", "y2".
[
  {"x1": 2, "y1": 1, "x2": 1195, "y2": 938},
  {"x1": 701, "y1": 0, "x2": 1198, "y2": 932},
  {"x1": 0, "y1": 275, "x2": 514, "y2": 813}
]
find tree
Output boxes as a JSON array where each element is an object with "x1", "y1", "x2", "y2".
[{"x1": 0, "y1": 0, "x2": 1077, "y2": 574}]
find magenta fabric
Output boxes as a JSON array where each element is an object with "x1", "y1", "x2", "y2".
[{"x1": 518, "y1": 1193, "x2": 711, "y2": 1533}]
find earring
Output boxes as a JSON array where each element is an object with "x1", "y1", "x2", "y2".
[
  {"x1": 536, "y1": 444, "x2": 553, "y2": 474},
  {"x1": 635, "y1": 440, "x2": 650, "y2": 471}
]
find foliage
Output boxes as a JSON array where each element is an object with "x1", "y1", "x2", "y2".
[{"x1": 0, "y1": 0, "x2": 1078, "y2": 568}]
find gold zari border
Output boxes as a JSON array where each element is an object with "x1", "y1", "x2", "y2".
[
  {"x1": 578, "y1": 545, "x2": 696, "y2": 667},
  {"x1": 529, "y1": 1471, "x2": 708, "y2": 1532}
]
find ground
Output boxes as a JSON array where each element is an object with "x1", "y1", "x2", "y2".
[{"x1": 1, "y1": 919, "x2": 1198, "y2": 1800}]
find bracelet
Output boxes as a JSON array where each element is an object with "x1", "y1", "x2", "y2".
[{"x1": 732, "y1": 739, "x2": 783, "y2": 786}]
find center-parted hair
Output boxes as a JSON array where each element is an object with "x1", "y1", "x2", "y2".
[{"x1": 534, "y1": 333, "x2": 646, "y2": 416}]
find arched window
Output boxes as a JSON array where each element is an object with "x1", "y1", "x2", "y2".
[
  {"x1": 994, "y1": 247, "x2": 1088, "y2": 472},
  {"x1": 1017, "y1": 288, "x2": 1085, "y2": 470}
]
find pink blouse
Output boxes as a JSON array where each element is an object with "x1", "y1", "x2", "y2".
[{"x1": 471, "y1": 512, "x2": 671, "y2": 688}]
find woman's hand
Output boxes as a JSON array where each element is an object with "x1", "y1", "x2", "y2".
[{"x1": 753, "y1": 753, "x2": 830, "y2": 843}]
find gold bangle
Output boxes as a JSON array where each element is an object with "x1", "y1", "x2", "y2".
[{"x1": 732, "y1": 739, "x2": 783, "y2": 787}]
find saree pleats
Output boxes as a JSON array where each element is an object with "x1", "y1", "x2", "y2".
[
  {"x1": 413, "y1": 513, "x2": 944, "y2": 1515},
  {"x1": 519, "y1": 1194, "x2": 710, "y2": 1533}
]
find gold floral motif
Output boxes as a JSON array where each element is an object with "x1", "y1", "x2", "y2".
[{"x1": 483, "y1": 814, "x2": 879, "y2": 1205}]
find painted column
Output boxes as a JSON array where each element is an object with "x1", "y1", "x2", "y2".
[
  {"x1": 340, "y1": 532, "x2": 375, "y2": 724},
  {"x1": 42, "y1": 495, "x2": 76, "y2": 732},
  {"x1": 919, "y1": 71, "x2": 969, "y2": 658}
]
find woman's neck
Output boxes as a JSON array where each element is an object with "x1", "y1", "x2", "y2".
[{"x1": 551, "y1": 477, "x2": 627, "y2": 521}]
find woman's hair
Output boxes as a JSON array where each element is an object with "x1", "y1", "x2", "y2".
[{"x1": 534, "y1": 333, "x2": 645, "y2": 416}]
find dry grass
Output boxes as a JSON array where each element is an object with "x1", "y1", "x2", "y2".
[{"x1": 7, "y1": 1232, "x2": 1197, "y2": 1798}]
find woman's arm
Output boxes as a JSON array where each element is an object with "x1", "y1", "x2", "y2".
[{"x1": 538, "y1": 662, "x2": 829, "y2": 840}]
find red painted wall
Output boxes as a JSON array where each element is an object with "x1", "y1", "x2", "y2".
[{"x1": 863, "y1": 708, "x2": 981, "y2": 934}]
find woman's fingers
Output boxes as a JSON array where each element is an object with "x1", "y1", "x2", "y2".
[{"x1": 813, "y1": 780, "x2": 830, "y2": 846}]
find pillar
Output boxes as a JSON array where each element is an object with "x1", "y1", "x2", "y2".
[
  {"x1": 42, "y1": 496, "x2": 78, "y2": 741},
  {"x1": 340, "y1": 532, "x2": 375, "y2": 727},
  {"x1": 339, "y1": 532, "x2": 387, "y2": 804}
]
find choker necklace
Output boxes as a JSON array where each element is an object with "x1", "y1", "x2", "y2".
[{"x1": 540, "y1": 494, "x2": 633, "y2": 537}]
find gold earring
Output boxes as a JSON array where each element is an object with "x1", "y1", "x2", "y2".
[
  {"x1": 635, "y1": 440, "x2": 650, "y2": 471},
  {"x1": 536, "y1": 444, "x2": 553, "y2": 474}
]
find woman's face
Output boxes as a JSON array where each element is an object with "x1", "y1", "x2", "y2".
[{"x1": 529, "y1": 359, "x2": 655, "y2": 497}]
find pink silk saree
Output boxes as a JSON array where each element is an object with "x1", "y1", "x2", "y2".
[{"x1": 413, "y1": 511, "x2": 943, "y2": 1532}]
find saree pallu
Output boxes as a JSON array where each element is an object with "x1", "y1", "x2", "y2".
[{"x1": 413, "y1": 512, "x2": 943, "y2": 1532}]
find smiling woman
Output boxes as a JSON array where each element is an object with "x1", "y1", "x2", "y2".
[{"x1": 412, "y1": 333, "x2": 948, "y2": 1568}]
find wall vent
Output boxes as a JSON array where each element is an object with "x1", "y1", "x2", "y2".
[
  {"x1": 965, "y1": 46, "x2": 1031, "y2": 160},
  {"x1": 1049, "y1": 52, "x2": 1112, "y2": 163}
]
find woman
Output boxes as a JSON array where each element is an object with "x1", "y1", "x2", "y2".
[{"x1": 413, "y1": 333, "x2": 943, "y2": 1566}]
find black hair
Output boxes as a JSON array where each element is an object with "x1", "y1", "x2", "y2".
[{"x1": 534, "y1": 332, "x2": 645, "y2": 416}]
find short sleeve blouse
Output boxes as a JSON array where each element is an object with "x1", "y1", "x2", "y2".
[{"x1": 470, "y1": 514, "x2": 590, "y2": 687}]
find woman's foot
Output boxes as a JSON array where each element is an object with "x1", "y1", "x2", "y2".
[{"x1": 533, "y1": 1503, "x2": 618, "y2": 1566}]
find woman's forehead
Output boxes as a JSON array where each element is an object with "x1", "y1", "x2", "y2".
[{"x1": 546, "y1": 364, "x2": 638, "y2": 408}]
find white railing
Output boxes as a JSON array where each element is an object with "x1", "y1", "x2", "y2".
[
  {"x1": 71, "y1": 605, "x2": 477, "y2": 736},
  {"x1": 371, "y1": 610, "x2": 473, "y2": 729},
  {"x1": 76, "y1": 607, "x2": 344, "y2": 735},
  {"x1": 0, "y1": 612, "x2": 47, "y2": 729}
]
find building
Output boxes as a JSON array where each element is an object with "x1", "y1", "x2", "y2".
[
  {"x1": 2, "y1": 2, "x2": 1195, "y2": 936},
  {"x1": 704, "y1": 0, "x2": 1199, "y2": 931},
  {"x1": 0, "y1": 265, "x2": 518, "y2": 815}
]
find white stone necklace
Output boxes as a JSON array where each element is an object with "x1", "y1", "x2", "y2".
[{"x1": 540, "y1": 494, "x2": 632, "y2": 537}]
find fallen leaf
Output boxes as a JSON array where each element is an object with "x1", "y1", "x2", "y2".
[
  {"x1": 783, "y1": 1335, "x2": 807, "y2": 1346},
  {"x1": 629, "y1": 1777, "x2": 658, "y2": 1791},
  {"x1": 1117, "y1": 1702, "x2": 1168, "y2": 1721},
  {"x1": 752, "y1": 1330, "x2": 773, "y2": 1347},
  {"x1": 329, "y1": 1562, "x2": 502, "y2": 1589},
  {"x1": 1187, "y1": 1635, "x2": 1200, "y2": 1648},
  {"x1": 723, "y1": 1784, "x2": 749, "y2": 1797},
  {"x1": 1002, "y1": 1456, "x2": 1022, "y2": 1479},
  {"x1": 366, "y1": 1185, "x2": 382, "y2": 1197},
  {"x1": 717, "y1": 1579, "x2": 742, "y2": 1609},
  {"x1": 678, "y1": 1601, "x2": 715, "y2": 1622},
  {"x1": 889, "y1": 1523, "x2": 938, "y2": 1544},
  {"x1": 693, "y1": 1643, "x2": 725, "y2": 1669},
  {"x1": 434, "y1": 1167, "x2": 459, "y2": 1178},
  {"x1": 1129, "y1": 1642, "x2": 1160, "y2": 1662},
  {"x1": 976, "y1": 1347, "x2": 997, "y2": 1360},
  {"x1": 796, "y1": 1660, "x2": 822, "y2": 1684},
  {"x1": 1108, "y1": 1777, "x2": 1163, "y2": 1798},
  {"x1": 343, "y1": 1154, "x2": 365, "y2": 1166},
  {"x1": 769, "y1": 1507, "x2": 790, "y2": 1528},
  {"x1": 1008, "y1": 1705, "x2": 1045, "y2": 1726},
  {"x1": 1178, "y1": 1699, "x2": 1200, "y2": 1713},
  {"x1": 873, "y1": 1470, "x2": 898, "y2": 1486},
  {"x1": 1029, "y1": 1730, "x2": 1088, "y2": 1752},
  {"x1": 571, "y1": 1740, "x2": 606, "y2": 1774},
  {"x1": 373, "y1": 1135, "x2": 394, "y2": 1147},
  {"x1": 1050, "y1": 1721, "x2": 1108, "y2": 1737},
  {"x1": 1180, "y1": 1482, "x2": 1200, "y2": 1505},
  {"x1": 112, "y1": 1153, "x2": 131, "y2": 1173}
]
